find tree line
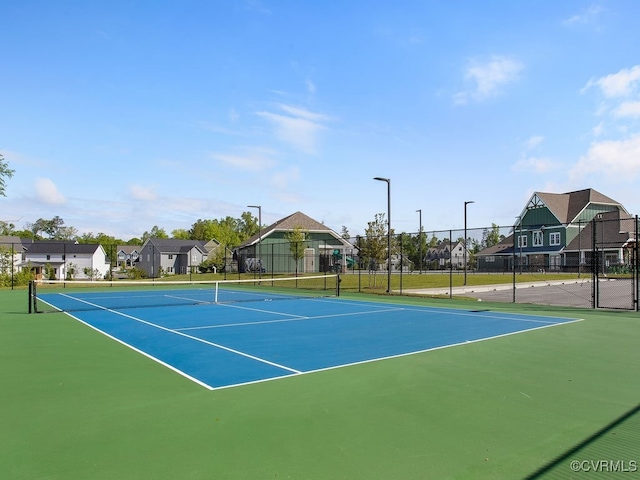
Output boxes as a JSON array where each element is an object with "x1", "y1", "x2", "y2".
[{"x1": 0, "y1": 213, "x2": 262, "y2": 249}]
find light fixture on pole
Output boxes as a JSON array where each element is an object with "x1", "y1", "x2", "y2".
[
  {"x1": 247, "y1": 205, "x2": 262, "y2": 278},
  {"x1": 464, "y1": 200, "x2": 474, "y2": 285},
  {"x1": 416, "y1": 209, "x2": 422, "y2": 274},
  {"x1": 374, "y1": 177, "x2": 392, "y2": 293}
]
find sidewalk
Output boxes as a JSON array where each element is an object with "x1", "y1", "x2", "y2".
[{"x1": 405, "y1": 278, "x2": 593, "y2": 296}]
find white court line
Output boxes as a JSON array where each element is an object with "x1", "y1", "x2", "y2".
[
  {"x1": 177, "y1": 306, "x2": 406, "y2": 331},
  {"x1": 57, "y1": 293, "x2": 302, "y2": 376},
  {"x1": 208, "y1": 317, "x2": 585, "y2": 391},
  {"x1": 46, "y1": 292, "x2": 583, "y2": 391},
  {"x1": 320, "y1": 296, "x2": 577, "y2": 325}
]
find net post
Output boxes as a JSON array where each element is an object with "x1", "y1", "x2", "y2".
[
  {"x1": 28, "y1": 280, "x2": 33, "y2": 314},
  {"x1": 28, "y1": 280, "x2": 39, "y2": 314},
  {"x1": 214, "y1": 281, "x2": 219, "y2": 303}
]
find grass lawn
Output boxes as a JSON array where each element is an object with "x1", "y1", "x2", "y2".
[{"x1": 1, "y1": 286, "x2": 638, "y2": 479}]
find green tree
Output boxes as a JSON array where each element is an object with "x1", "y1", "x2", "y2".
[
  {"x1": 360, "y1": 213, "x2": 392, "y2": 287},
  {"x1": 189, "y1": 217, "x2": 247, "y2": 248},
  {"x1": 239, "y1": 211, "x2": 260, "y2": 238},
  {"x1": 284, "y1": 226, "x2": 309, "y2": 275},
  {"x1": 171, "y1": 228, "x2": 190, "y2": 239},
  {"x1": 25, "y1": 216, "x2": 76, "y2": 240},
  {"x1": 142, "y1": 226, "x2": 168, "y2": 243},
  {"x1": 0, "y1": 153, "x2": 15, "y2": 197},
  {"x1": 78, "y1": 232, "x2": 121, "y2": 246},
  {"x1": 0, "y1": 221, "x2": 16, "y2": 236},
  {"x1": 481, "y1": 223, "x2": 502, "y2": 249}
]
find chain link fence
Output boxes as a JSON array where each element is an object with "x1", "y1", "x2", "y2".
[
  {"x1": 3, "y1": 215, "x2": 638, "y2": 311},
  {"x1": 343, "y1": 216, "x2": 638, "y2": 311}
]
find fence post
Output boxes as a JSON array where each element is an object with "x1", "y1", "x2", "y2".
[
  {"x1": 512, "y1": 223, "x2": 517, "y2": 303},
  {"x1": 399, "y1": 233, "x2": 403, "y2": 294},
  {"x1": 592, "y1": 217, "x2": 598, "y2": 309},
  {"x1": 631, "y1": 215, "x2": 640, "y2": 312},
  {"x1": 449, "y1": 230, "x2": 453, "y2": 299}
]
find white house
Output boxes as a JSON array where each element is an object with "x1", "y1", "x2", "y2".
[{"x1": 23, "y1": 242, "x2": 110, "y2": 280}]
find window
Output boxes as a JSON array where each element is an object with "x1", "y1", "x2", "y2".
[
  {"x1": 533, "y1": 231, "x2": 543, "y2": 247},
  {"x1": 46, "y1": 255, "x2": 50, "y2": 260},
  {"x1": 168, "y1": 254, "x2": 174, "y2": 260},
  {"x1": 518, "y1": 235, "x2": 527, "y2": 248},
  {"x1": 549, "y1": 232, "x2": 561, "y2": 246}
]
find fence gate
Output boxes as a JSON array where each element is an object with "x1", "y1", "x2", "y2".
[{"x1": 592, "y1": 215, "x2": 639, "y2": 311}]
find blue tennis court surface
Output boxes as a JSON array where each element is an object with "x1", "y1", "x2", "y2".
[{"x1": 39, "y1": 291, "x2": 581, "y2": 390}]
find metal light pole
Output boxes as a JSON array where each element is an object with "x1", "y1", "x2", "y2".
[
  {"x1": 464, "y1": 200, "x2": 474, "y2": 285},
  {"x1": 416, "y1": 209, "x2": 422, "y2": 274},
  {"x1": 247, "y1": 205, "x2": 262, "y2": 278},
  {"x1": 374, "y1": 177, "x2": 391, "y2": 293}
]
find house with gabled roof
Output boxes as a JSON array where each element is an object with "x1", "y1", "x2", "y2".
[
  {"x1": 0, "y1": 235, "x2": 29, "y2": 275},
  {"x1": 476, "y1": 188, "x2": 637, "y2": 273},
  {"x1": 425, "y1": 240, "x2": 467, "y2": 269},
  {"x1": 116, "y1": 245, "x2": 141, "y2": 268},
  {"x1": 234, "y1": 211, "x2": 354, "y2": 273},
  {"x1": 137, "y1": 238, "x2": 210, "y2": 278},
  {"x1": 22, "y1": 241, "x2": 110, "y2": 280}
]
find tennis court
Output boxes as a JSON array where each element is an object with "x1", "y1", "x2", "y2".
[
  {"x1": 33, "y1": 279, "x2": 581, "y2": 390},
  {"x1": 4, "y1": 285, "x2": 640, "y2": 479}
]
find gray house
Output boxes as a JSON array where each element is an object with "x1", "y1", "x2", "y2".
[
  {"x1": 116, "y1": 245, "x2": 141, "y2": 268},
  {"x1": 425, "y1": 240, "x2": 468, "y2": 270},
  {"x1": 234, "y1": 211, "x2": 354, "y2": 274},
  {"x1": 137, "y1": 238, "x2": 210, "y2": 278}
]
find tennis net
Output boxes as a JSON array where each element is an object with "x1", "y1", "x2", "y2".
[{"x1": 29, "y1": 274, "x2": 340, "y2": 313}]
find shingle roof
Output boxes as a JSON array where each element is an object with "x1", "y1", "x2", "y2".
[
  {"x1": 564, "y1": 210, "x2": 637, "y2": 251},
  {"x1": 144, "y1": 238, "x2": 208, "y2": 254},
  {"x1": 0, "y1": 235, "x2": 27, "y2": 247},
  {"x1": 535, "y1": 188, "x2": 624, "y2": 223},
  {"x1": 237, "y1": 211, "x2": 343, "y2": 248},
  {"x1": 25, "y1": 242, "x2": 102, "y2": 254},
  {"x1": 117, "y1": 245, "x2": 141, "y2": 254}
]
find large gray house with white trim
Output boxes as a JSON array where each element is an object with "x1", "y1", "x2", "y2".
[{"x1": 137, "y1": 238, "x2": 211, "y2": 278}]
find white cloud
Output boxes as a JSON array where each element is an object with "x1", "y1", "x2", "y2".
[
  {"x1": 210, "y1": 149, "x2": 276, "y2": 172},
  {"x1": 571, "y1": 133, "x2": 640, "y2": 181},
  {"x1": 582, "y1": 65, "x2": 640, "y2": 98},
  {"x1": 564, "y1": 4, "x2": 604, "y2": 25},
  {"x1": 513, "y1": 156, "x2": 557, "y2": 174},
  {"x1": 525, "y1": 135, "x2": 544, "y2": 149},
  {"x1": 256, "y1": 104, "x2": 329, "y2": 154},
  {"x1": 454, "y1": 55, "x2": 523, "y2": 104},
  {"x1": 592, "y1": 121, "x2": 605, "y2": 137},
  {"x1": 305, "y1": 78, "x2": 316, "y2": 95},
  {"x1": 614, "y1": 101, "x2": 640, "y2": 118},
  {"x1": 129, "y1": 184, "x2": 158, "y2": 201},
  {"x1": 35, "y1": 178, "x2": 66, "y2": 205}
]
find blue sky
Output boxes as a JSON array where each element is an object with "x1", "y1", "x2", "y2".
[{"x1": 2, "y1": 1, "x2": 640, "y2": 240}]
